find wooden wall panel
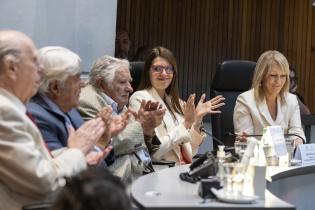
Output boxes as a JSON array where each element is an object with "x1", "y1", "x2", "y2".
[{"x1": 117, "y1": 0, "x2": 315, "y2": 113}]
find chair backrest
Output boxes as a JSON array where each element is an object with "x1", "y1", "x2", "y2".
[
  {"x1": 129, "y1": 61, "x2": 145, "y2": 93},
  {"x1": 210, "y1": 60, "x2": 256, "y2": 149},
  {"x1": 301, "y1": 114, "x2": 315, "y2": 144}
]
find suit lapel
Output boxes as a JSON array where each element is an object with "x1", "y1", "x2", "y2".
[
  {"x1": 275, "y1": 97, "x2": 285, "y2": 124},
  {"x1": 258, "y1": 96, "x2": 285, "y2": 125},
  {"x1": 147, "y1": 88, "x2": 179, "y2": 132},
  {"x1": 258, "y1": 98, "x2": 275, "y2": 125},
  {"x1": 67, "y1": 109, "x2": 84, "y2": 129}
]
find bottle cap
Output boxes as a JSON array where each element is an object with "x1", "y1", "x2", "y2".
[{"x1": 217, "y1": 145, "x2": 225, "y2": 158}]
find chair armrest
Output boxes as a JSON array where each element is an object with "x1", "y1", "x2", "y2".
[
  {"x1": 152, "y1": 160, "x2": 176, "y2": 168},
  {"x1": 22, "y1": 202, "x2": 53, "y2": 210}
]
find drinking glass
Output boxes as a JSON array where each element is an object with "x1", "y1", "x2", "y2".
[
  {"x1": 234, "y1": 141, "x2": 248, "y2": 160},
  {"x1": 285, "y1": 136, "x2": 295, "y2": 165},
  {"x1": 222, "y1": 162, "x2": 245, "y2": 198}
]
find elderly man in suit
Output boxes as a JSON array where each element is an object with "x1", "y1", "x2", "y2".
[
  {"x1": 27, "y1": 46, "x2": 128, "y2": 166},
  {"x1": 0, "y1": 30, "x2": 105, "y2": 210},
  {"x1": 78, "y1": 55, "x2": 166, "y2": 184}
]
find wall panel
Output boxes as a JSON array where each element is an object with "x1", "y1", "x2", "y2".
[{"x1": 117, "y1": 0, "x2": 315, "y2": 112}]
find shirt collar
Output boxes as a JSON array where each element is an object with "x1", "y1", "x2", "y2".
[
  {"x1": 99, "y1": 91, "x2": 121, "y2": 114},
  {"x1": 0, "y1": 88, "x2": 26, "y2": 113}
]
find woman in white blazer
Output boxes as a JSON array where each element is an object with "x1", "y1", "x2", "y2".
[
  {"x1": 233, "y1": 50, "x2": 305, "y2": 146},
  {"x1": 129, "y1": 46, "x2": 225, "y2": 164}
]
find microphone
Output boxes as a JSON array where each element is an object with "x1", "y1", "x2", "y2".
[
  {"x1": 201, "y1": 128, "x2": 227, "y2": 147},
  {"x1": 225, "y1": 132, "x2": 263, "y2": 138},
  {"x1": 225, "y1": 132, "x2": 305, "y2": 143},
  {"x1": 201, "y1": 127, "x2": 238, "y2": 161}
]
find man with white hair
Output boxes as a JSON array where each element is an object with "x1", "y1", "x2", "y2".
[
  {"x1": 78, "y1": 55, "x2": 166, "y2": 184},
  {"x1": 27, "y1": 46, "x2": 129, "y2": 166},
  {"x1": 0, "y1": 31, "x2": 105, "y2": 210}
]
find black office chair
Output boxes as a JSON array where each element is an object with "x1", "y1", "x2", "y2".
[
  {"x1": 301, "y1": 114, "x2": 315, "y2": 144},
  {"x1": 210, "y1": 60, "x2": 256, "y2": 150}
]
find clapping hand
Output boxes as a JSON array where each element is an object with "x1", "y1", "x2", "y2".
[
  {"x1": 136, "y1": 100, "x2": 166, "y2": 136},
  {"x1": 195, "y1": 94, "x2": 225, "y2": 122},
  {"x1": 85, "y1": 145, "x2": 113, "y2": 166},
  {"x1": 67, "y1": 118, "x2": 105, "y2": 155},
  {"x1": 97, "y1": 106, "x2": 132, "y2": 147},
  {"x1": 183, "y1": 94, "x2": 196, "y2": 129}
]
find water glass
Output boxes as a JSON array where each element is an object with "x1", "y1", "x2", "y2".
[
  {"x1": 222, "y1": 162, "x2": 245, "y2": 198},
  {"x1": 285, "y1": 136, "x2": 295, "y2": 163},
  {"x1": 234, "y1": 141, "x2": 248, "y2": 160}
]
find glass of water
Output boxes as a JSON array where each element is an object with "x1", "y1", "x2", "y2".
[
  {"x1": 222, "y1": 162, "x2": 245, "y2": 198},
  {"x1": 234, "y1": 141, "x2": 248, "y2": 160}
]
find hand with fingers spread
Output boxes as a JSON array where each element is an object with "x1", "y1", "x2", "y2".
[
  {"x1": 195, "y1": 94, "x2": 225, "y2": 125},
  {"x1": 67, "y1": 118, "x2": 105, "y2": 155},
  {"x1": 183, "y1": 94, "x2": 196, "y2": 129}
]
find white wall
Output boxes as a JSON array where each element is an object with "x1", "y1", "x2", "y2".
[{"x1": 0, "y1": 0, "x2": 117, "y2": 72}]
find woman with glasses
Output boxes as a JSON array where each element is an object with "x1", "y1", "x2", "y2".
[
  {"x1": 129, "y1": 46, "x2": 225, "y2": 165},
  {"x1": 233, "y1": 50, "x2": 305, "y2": 146}
]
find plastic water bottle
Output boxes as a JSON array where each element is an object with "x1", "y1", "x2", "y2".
[{"x1": 217, "y1": 145, "x2": 225, "y2": 187}]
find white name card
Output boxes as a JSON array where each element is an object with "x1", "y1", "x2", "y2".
[
  {"x1": 295, "y1": 144, "x2": 315, "y2": 166},
  {"x1": 263, "y1": 126, "x2": 287, "y2": 157}
]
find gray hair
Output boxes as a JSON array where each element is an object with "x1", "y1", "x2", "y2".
[
  {"x1": 38, "y1": 46, "x2": 81, "y2": 93},
  {"x1": 88, "y1": 55, "x2": 129, "y2": 89}
]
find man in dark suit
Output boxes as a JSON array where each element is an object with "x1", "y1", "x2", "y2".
[
  {"x1": 27, "y1": 46, "x2": 128, "y2": 166},
  {"x1": 28, "y1": 93, "x2": 84, "y2": 150}
]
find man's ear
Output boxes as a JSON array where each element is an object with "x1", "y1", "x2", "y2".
[
  {"x1": 96, "y1": 77, "x2": 107, "y2": 91},
  {"x1": 2, "y1": 54, "x2": 18, "y2": 79},
  {"x1": 48, "y1": 80, "x2": 61, "y2": 96}
]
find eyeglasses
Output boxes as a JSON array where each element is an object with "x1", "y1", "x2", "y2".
[{"x1": 150, "y1": 65, "x2": 174, "y2": 74}]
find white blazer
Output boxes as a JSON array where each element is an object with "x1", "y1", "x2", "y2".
[
  {"x1": 0, "y1": 88, "x2": 86, "y2": 210},
  {"x1": 233, "y1": 89, "x2": 305, "y2": 141},
  {"x1": 129, "y1": 88, "x2": 205, "y2": 164}
]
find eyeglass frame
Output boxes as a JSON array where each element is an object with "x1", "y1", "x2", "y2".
[{"x1": 150, "y1": 64, "x2": 174, "y2": 74}]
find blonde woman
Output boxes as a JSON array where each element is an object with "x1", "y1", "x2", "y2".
[{"x1": 233, "y1": 50, "x2": 305, "y2": 146}]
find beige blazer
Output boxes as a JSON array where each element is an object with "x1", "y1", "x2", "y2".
[
  {"x1": 78, "y1": 84, "x2": 149, "y2": 184},
  {"x1": 0, "y1": 89, "x2": 86, "y2": 210},
  {"x1": 233, "y1": 89, "x2": 305, "y2": 141},
  {"x1": 129, "y1": 88, "x2": 205, "y2": 164}
]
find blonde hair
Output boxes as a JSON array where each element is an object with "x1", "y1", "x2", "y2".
[{"x1": 252, "y1": 50, "x2": 290, "y2": 104}]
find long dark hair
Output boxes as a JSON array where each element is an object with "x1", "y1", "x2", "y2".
[{"x1": 138, "y1": 46, "x2": 183, "y2": 115}]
